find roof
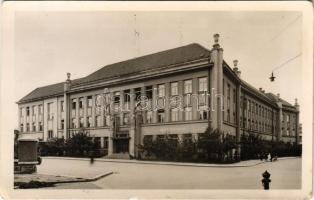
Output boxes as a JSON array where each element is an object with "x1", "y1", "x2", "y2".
[
  {"x1": 18, "y1": 43, "x2": 211, "y2": 103},
  {"x1": 78, "y1": 43, "x2": 211, "y2": 85},
  {"x1": 18, "y1": 78, "x2": 84, "y2": 103},
  {"x1": 265, "y1": 93, "x2": 296, "y2": 108},
  {"x1": 240, "y1": 80, "x2": 275, "y2": 104}
]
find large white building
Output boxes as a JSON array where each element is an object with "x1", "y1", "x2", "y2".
[{"x1": 17, "y1": 34, "x2": 300, "y2": 158}]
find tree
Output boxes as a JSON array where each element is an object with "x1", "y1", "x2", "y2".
[
  {"x1": 197, "y1": 128, "x2": 224, "y2": 162},
  {"x1": 65, "y1": 130, "x2": 95, "y2": 157}
]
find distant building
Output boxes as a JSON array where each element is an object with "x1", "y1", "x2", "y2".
[{"x1": 17, "y1": 34, "x2": 300, "y2": 158}]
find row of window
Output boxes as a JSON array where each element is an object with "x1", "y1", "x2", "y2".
[
  {"x1": 20, "y1": 122, "x2": 43, "y2": 132},
  {"x1": 222, "y1": 79, "x2": 237, "y2": 124},
  {"x1": 68, "y1": 107, "x2": 209, "y2": 129},
  {"x1": 20, "y1": 105, "x2": 43, "y2": 117}
]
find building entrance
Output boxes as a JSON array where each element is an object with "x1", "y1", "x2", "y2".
[{"x1": 114, "y1": 138, "x2": 129, "y2": 153}]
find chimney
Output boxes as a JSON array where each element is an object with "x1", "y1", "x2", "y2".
[
  {"x1": 277, "y1": 93, "x2": 280, "y2": 98},
  {"x1": 259, "y1": 87, "x2": 263, "y2": 92}
]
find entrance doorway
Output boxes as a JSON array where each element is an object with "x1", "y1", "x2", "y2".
[{"x1": 114, "y1": 139, "x2": 129, "y2": 153}]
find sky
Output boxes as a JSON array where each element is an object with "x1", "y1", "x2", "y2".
[{"x1": 14, "y1": 11, "x2": 303, "y2": 123}]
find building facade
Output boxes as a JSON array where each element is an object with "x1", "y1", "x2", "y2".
[{"x1": 17, "y1": 34, "x2": 300, "y2": 157}]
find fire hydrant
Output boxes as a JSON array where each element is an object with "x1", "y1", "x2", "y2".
[{"x1": 261, "y1": 170, "x2": 271, "y2": 190}]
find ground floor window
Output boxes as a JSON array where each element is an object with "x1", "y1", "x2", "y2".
[
  {"x1": 48, "y1": 130, "x2": 53, "y2": 138},
  {"x1": 143, "y1": 135, "x2": 153, "y2": 145},
  {"x1": 103, "y1": 137, "x2": 109, "y2": 149},
  {"x1": 94, "y1": 137, "x2": 101, "y2": 148},
  {"x1": 182, "y1": 133, "x2": 193, "y2": 144}
]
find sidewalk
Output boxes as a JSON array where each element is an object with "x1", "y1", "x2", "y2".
[{"x1": 43, "y1": 156, "x2": 298, "y2": 168}]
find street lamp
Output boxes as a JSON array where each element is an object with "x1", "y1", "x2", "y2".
[{"x1": 269, "y1": 72, "x2": 276, "y2": 82}]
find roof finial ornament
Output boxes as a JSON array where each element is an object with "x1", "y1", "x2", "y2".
[
  {"x1": 295, "y1": 98, "x2": 298, "y2": 106},
  {"x1": 233, "y1": 59, "x2": 239, "y2": 71},
  {"x1": 67, "y1": 72, "x2": 71, "y2": 81},
  {"x1": 213, "y1": 33, "x2": 220, "y2": 48}
]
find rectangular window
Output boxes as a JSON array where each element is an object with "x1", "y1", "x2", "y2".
[
  {"x1": 184, "y1": 80, "x2": 192, "y2": 94},
  {"x1": 95, "y1": 116, "x2": 101, "y2": 127},
  {"x1": 135, "y1": 88, "x2": 141, "y2": 101},
  {"x1": 87, "y1": 117, "x2": 92, "y2": 127},
  {"x1": 48, "y1": 103, "x2": 53, "y2": 119},
  {"x1": 146, "y1": 111, "x2": 153, "y2": 123},
  {"x1": 26, "y1": 123, "x2": 30, "y2": 132},
  {"x1": 26, "y1": 107, "x2": 30, "y2": 116},
  {"x1": 32, "y1": 122, "x2": 36, "y2": 131},
  {"x1": 38, "y1": 105, "x2": 43, "y2": 115},
  {"x1": 32, "y1": 106, "x2": 36, "y2": 116},
  {"x1": 158, "y1": 84, "x2": 165, "y2": 97},
  {"x1": 61, "y1": 119, "x2": 64, "y2": 129},
  {"x1": 183, "y1": 133, "x2": 193, "y2": 144},
  {"x1": 61, "y1": 101, "x2": 64, "y2": 112},
  {"x1": 20, "y1": 124, "x2": 24, "y2": 132},
  {"x1": 105, "y1": 115, "x2": 110, "y2": 126},
  {"x1": 199, "y1": 106, "x2": 208, "y2": 120},
  {"x1": 72, "y1": 118, "x2": 76, "y2": 128},
  {"x1": 87, "y1": 96, "x2": 92, "y2": 107},
  {"x1": 145, "y1": 86, "x2": 153, "y2": 99},
  {"x1": 157, "y1": 110, "x2": 165, "y2": 123},
  {"x1": 72, "y1": 99, "x2": 76, "y2": 110},
  {"x1": 168, "y1": 134, "x2": 178, "y2": 147},
  {"x1": 143, "y1": 135, "x2": 153, "y2": 145},
  {"x1": 157, "y1": 135, "x2": 165, "y2": 141},
  {"x1": 171, "y1": 82, "x2": 178, "y2": 96},
  {"x1": 113, "y1": 92, "x2": 120, "y2": 111},
  {"x1": 20, "y1": 108, "x2": 23, "y2": 117},
  {"x1": 123, "y1": 113, "x2": 130, "y2": 125},
  {"x1": 124, "y1": 90, "x2": 131, "y2": 110},
  {"x1": 39, "y1": 122, "x2": 43, "y2": 131},
  {"x1": 171, "y1": 108, "x2": 179, "y2": 122},
  {"x1": 79, "y1": 98, "x2": 84, "y2": 109},
  {"x1": 198, "y1": 77, "x2": 208, "y2": 92},
  {"x1": 185, "y1": 107, "x2": 192, "y2": 121},
  {"x1": 79, "y1": 118, "x2": 84, "y2": 128},
  {"x1": 48, "y1": 130, "x2": 53, "y2": 139}
]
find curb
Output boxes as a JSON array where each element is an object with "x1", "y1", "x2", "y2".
[
  {"x1": 42, "y1": 156, "x2": 279, "y2": 168},
  {"x1": 15, "y1": 172, "x2": 114, "y2": 187}
]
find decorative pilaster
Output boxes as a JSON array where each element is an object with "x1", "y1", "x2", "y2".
[
  {"x1": 210, "y1": 33, "x2": 224, "y2": 132},
  {"x1": 63, "y1": 73, "x2": 71, "y2": 140}
]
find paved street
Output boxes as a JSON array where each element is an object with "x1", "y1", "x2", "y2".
[{"x1": 37, "y1": 157, "x2": 301, "y2": 189}]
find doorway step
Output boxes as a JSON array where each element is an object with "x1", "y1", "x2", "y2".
[{"x1": 105, "y1": 153, "x2": 130, "y2": 160}]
